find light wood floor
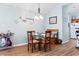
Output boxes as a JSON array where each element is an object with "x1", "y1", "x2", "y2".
[{"x1": 0, "y1": 39, "x2": 79, "y2": 56}]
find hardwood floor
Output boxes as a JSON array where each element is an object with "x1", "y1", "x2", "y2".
[{"x1": 0, "y1": 39, "x2": 79, "y2": 56}]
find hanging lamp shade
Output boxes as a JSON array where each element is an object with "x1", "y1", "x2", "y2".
[
  {"x1": 34, "y1": 4, "x2": 44, "y2": 20},
  {"x1": 34, "y1": 14, "x2": 44, "y2": 20}
]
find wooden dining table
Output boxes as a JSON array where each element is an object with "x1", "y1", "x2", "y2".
[
  {"x1": 32, "y1": 29, "x2": 59, "y2": 51},
  {"x1": 33, "y1": 33, "x2": 45, "y2": 51}
]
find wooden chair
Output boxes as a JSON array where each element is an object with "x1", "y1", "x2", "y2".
[
  {"x1": 46, "y1": 29, "x2": 59, "y2": 44},
  {"x1": 27, "y1": 31, "x2": 39, "y2": 53},
  {"x1": 42, "y1": 30, "x2": 52, "y2": 52}
]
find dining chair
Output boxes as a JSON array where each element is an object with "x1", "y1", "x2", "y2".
[
  {"x1": 42, "y1": 30, "x2": 52, "y2": 52},
  {"x1": 27, "y1": 31, "x2": 39, "y2": 53}
]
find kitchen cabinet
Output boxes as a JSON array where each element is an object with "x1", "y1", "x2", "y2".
[{"x1": 72, "y1": 18, "x2": 79, "y2": 23}]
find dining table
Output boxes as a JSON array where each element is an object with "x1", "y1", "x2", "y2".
[
  {"x1": 32, "y1": 30, "x2": 59, "y2": 51},
  {"x1": 33, "y1": 33, "x2": 45, "y2": 51}
]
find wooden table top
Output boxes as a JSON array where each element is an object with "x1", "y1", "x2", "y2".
[{"x1": 46, "y1": 29, "x2": 58, "y2": 32}]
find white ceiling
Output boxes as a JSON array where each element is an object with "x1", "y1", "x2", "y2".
[
  {"x1": 2, "y1": 3, "x2": 68, "y2": 14},
  {"x1": 67, "y1": 4, "x2": 79, "y2": 15}
]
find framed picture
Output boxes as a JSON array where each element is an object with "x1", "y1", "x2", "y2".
[{"x1": 49, "y1": 16, "x2": 57, "y2": 24}]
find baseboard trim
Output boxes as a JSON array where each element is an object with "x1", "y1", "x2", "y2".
[
  {"x1": 62, "y1": 40, "x2": 69, "y2": 44},
  {"x1": 13, "y1": 40, "x2": 69, "y2": 47},
  {"x1": 0, "y1": 43, "x2": 28, "y2": 50},
  {"x1": 13, "y1": 43, "x2": 28, "y2": 47}
]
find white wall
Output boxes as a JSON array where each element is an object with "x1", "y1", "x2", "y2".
[
  {"x1": 62, "y1": 4, "x2": 72, "y2": 41},
  {"x1": 45, "y1": 6, "x2": 62, "y2": 40},
  {"x1": 0, "y1": 4, "x2": 27, "y2": 45},
  {"x1": 66, "y1": 4, "x2": 79, "y2": 39},
  {"x1": 0, "y1": 3, "x2": 70, "y2": 46},
  {"x1": 63, "y1": 4, "x2": 79, "y2": 40},
  {"x1": 0, "y1": 4, "x2": 46, "y2": 45}
]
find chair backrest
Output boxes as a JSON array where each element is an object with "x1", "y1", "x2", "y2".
[
  {"x1": 27, "y1": 31, "x2": 35, "y2": 43},
  {"x1": 45, "y1": 30, "x2": 51, "y2": 42}
]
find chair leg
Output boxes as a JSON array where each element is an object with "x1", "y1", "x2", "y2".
[
  {"x1": 49, "y1": 43, "x2": 51, "y2": 51},
  {"x1": 28, "y1": 44, "x2": 34, "y2": 53},
  {"x1": 28, "y1": 44, "x2": 29, "y2": 51},
  {"x1": 34, "y1": 44, "x2": 36, "y2": 50},
  {"x1": 31, "y1": 44, "x2": 33, "y2": 53},
  {"x1": 44, "y1": 44, "x2": 47, "y2": 52}
]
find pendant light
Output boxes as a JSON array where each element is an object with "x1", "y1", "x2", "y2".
[
  {"x1": 34, "y1": 3, "x2": 44, "y2": 20},
  {"x1": 19, "y1": 3, "x2": 43, "y2": 23}
]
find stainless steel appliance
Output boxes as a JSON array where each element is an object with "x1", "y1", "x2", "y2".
[{"x1": 76, "y1": 30, "x2": 79, "y2": 48}]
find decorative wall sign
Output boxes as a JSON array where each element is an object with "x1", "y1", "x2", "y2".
[{"x1": 49, "y1": 16, "x2": 57, "y2": 24}]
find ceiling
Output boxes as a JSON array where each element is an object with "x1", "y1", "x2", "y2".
[
  {"x1": 2, "y1": 3, "x2": 68, "y2": 14},
  {"x1": 67, "y1": 4, "x2": 79, "y2": 15}
]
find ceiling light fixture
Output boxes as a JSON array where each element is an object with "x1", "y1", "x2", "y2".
[
  {"x1": 19, "y1": 3, "x2": 43, "y2": 22},
  {"x1": 34, "y1": 3, "x2": 44, "y2": 20}
]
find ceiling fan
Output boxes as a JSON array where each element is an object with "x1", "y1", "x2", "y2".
[{"x1": 19, "y1": 3, "x2": 43, "y2": 22}]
